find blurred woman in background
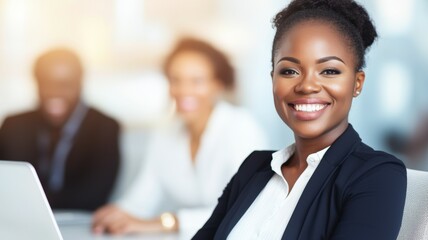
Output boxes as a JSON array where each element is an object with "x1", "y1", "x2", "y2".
[{"x1": 92, "y1": 38, "x2": 268, "y2": 237}]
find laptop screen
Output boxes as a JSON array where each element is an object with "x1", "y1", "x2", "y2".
[{"x1": 0, "y1": 160, "x2": 63, "y2": 240}]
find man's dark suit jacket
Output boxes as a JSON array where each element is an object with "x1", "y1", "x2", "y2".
[
  {"x1": 193, "y1": 125, "x2": 407, "y2": 240},
  {"x1": 0, "y1": 107, "x2": 120, "y2": 211}
]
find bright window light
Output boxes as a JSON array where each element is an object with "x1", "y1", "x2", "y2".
[
  {"x1": 375, "y1": 0, "x2": 415, "y2": 35},
  {"x1": 378, "y1": 62, "x2": 412, "y2": 118}
]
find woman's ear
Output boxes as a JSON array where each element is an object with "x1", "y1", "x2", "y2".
[{"x1": 353, "y1": 71, "x2": 365, "y2": 97}]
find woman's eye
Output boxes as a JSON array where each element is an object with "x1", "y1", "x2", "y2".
[
  {"x1": 280, "y1": 69, "x2": 298, "y2": 76},
  {"x1": 321, "y1": 69, "x2": 341, "y2": 75}
]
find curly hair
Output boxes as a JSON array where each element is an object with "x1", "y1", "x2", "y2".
[
  {"x1": 271, "y1": 0, "x2": 378, "y2": 71},
  {"x1": 163, "y1": 38, "x2": 235, "y2": 90}
]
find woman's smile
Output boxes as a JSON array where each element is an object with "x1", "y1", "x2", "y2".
[
  {"x1": 176, "y1": 96, "x2": 200, "y2": 112},
  {"x1": 287, "y1": 98, "x2": 331, "y2": 121}
]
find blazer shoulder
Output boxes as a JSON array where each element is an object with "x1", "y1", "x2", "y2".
[
  {"x1": 343, "y1": 142, "x2": 407, "y2": 185},
  {"x1": 234, "y1": 150, "x2": 275, "y2": 180},
  {"x1": 352, "y1": 142, "x2": 405, "y2": 167},
  {"x1": 1, "y1": 110, "x2": 39, "y2": 128}
]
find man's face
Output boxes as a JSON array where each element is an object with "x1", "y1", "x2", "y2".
[{"x1": 36, "y1": 59, "x2": 82, "y2": 128}]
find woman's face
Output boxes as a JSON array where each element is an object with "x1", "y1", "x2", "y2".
[
  {"x1": 167, "y1": 51, "x2": 223, "y2": 124},
  {"x1": 272, "y1": 21, "x2": 365, "y2": 141}
]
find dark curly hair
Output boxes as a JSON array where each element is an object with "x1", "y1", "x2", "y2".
[
  {"x1": 271, "y1": 0, "x2": 378, "y2": 71},
  {"x1": 163, "y1": 38, "x2": 235, "y2": 90}
]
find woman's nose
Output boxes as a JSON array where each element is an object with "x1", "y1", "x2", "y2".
[
  {"x1": 171, "y1": 82, "x2": 192, "y2": 96},
  {"x1": 294, "y1": 73, "x2": 322, "y2": 94}
]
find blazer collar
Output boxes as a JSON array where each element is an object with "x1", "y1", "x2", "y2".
[
  {"x1": 215, "y1": 124, "x2": 361, "y2": 240},
  {"x1": 282, "y1": 124, "x2": 362, "y2": 239},
  {"x1": 215, "y1": 158, "x2": 274, "y2": 240}
]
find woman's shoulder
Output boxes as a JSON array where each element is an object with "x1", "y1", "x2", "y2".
[
  {"x1": 233, "y1": 150, "x2": 275, "y2": 179},
  {"x1": 352, "y1": 142, "x2": 405, "y2": 168},
  {"x1": 214, "y1": 101, "x2": 267, "y2": 138},
  {"x1": 342, "y1": 141, "x2": 407, "y2": 185}
]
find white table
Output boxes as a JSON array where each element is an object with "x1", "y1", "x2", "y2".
[
  {"x1": 59, "y1": 225, "x2": 179, "y2": 240},
  {"x1": 55, "y1": 211, "x2": 180, "y2": 240}
]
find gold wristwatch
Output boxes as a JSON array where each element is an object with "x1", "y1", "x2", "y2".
[{"x1": 160, "y1": 212, "x2": 177, "y2": 231}]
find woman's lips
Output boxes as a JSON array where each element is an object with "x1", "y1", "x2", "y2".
[
  {"x1": 176, "y1": 97, "x2": 199, "y2": 112},
  {"x1": 288, "y1": 99, "x2": 330, "y2": 121}
]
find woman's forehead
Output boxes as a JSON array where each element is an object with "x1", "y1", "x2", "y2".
[{"x1": 275, "y1": 21, "x2": 356, "y2": 66}]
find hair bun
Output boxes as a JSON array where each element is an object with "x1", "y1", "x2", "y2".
[
  {"x1": 325, "y1": 0, "x2": 377, "y2": 50},
  {"x1": 274, "y1": 0, "x2": 377, "y2": 50}
]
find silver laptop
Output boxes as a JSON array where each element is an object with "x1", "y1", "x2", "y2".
[{"x1": 0, "y1": 160, "x2": 63, "y2": 240}]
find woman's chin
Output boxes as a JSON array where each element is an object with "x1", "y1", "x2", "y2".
[
  {"x1": 177, "y1": 110, "x2": 199, "y2": 123},
  {"x1": 288, "y1": 122, "x2": 328, "y2": 140}
]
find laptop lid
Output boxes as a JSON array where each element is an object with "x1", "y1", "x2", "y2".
[{"x1": 0, "y1": 160, "x2": 63, "y2": 240}]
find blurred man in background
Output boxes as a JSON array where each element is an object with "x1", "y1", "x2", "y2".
[{"x1": 0, "y1": 48, "x2": 121, "y2": 211}]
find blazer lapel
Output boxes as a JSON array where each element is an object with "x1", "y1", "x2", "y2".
[
  {"x1": 282, "y1": 124, "x2": 362, "y2": 239},
  {"x1": 215, "y1": 169, "x2": 274, "y2": 240}
]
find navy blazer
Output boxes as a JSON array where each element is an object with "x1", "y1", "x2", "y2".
[{"x1": 193, "y1": 125, "x2": 407, "y2": 240}]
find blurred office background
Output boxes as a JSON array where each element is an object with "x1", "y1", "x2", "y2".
[{"x1": 0, "y1": 0, "x2": 427, "y2": 195}]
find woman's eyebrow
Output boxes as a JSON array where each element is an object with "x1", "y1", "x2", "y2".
[
  {"x1": 277, "y1": 56, "x2": 345, "y2": 65},
  {"x1": 276, "y1": 56, "x2": 300, "y2": 65},
  {"x1": 316, "y1": 56, "x2": 345, "y2": 65}
]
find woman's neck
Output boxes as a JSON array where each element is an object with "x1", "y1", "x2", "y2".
[{"x1": 293, "y1": 122, "x2": 348, "y2": 166}]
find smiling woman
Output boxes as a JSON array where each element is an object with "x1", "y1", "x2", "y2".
[
  {"x1": 272, "y1": 20, "x2": 365, "y2": 142},
  {"x1": 193, "y1": 0, "x2": 407, "y2": 239}
]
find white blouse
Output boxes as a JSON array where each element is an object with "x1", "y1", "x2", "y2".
[
  {"x1": 227, "y1": 144, "x2": 329, "y2": 240},
  {"x1": 117, "y1": 101, "x2": 268, "y2": 237}
]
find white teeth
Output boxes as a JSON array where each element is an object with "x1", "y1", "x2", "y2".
[{"x1": 294, "y1": 104, "x2": 327, "y2": 112}]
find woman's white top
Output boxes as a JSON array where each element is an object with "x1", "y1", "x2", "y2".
[
  {"x1": 227, "y1": 144, "x2": 329, "y2": 240},
  {"x1": 117, "y1": 101, "x2": 268, "y2": 236}
]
